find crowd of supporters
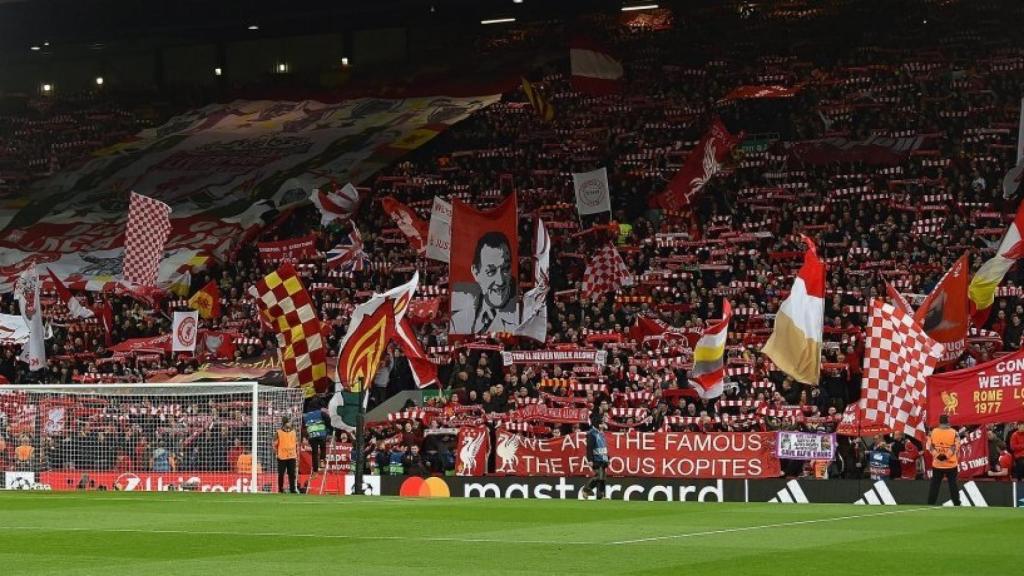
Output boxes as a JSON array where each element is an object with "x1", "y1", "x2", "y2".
[{"x1": 2, "y1": 0, "x2": 1024, "y2": 480}]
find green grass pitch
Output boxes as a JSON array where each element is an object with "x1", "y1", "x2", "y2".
[{"x1": 0, "y1": 491, "x2": 1020, "y2": 575}]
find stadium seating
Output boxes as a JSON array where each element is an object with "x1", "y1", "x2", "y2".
[{"x1": 1, "y1": 0, "x2": 1023, "y2": 480}]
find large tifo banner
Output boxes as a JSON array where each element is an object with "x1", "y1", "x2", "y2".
[
  {"x1": 494, "y1": 429, "x2": 780, "y2": 478},
  {"x1": 0, "y1": 96, "x2": 498, "y2": 293},
  {"x1": 926, "y1": 347, "x2": 1024, "y2": 426}
]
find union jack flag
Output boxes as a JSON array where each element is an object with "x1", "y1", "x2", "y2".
[{"x1": 325, "y1": 224, "x2": 369, "y2": 271}]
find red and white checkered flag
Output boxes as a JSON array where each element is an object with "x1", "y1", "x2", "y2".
[
  {"x1": 123, "y1": 191, "x2": 172, "y2": 286},
  {"x1": 857, "y1": 299, "x2": 944, "y2": 443},
  {"x1": 581, "y1": 243, "x2": 633, "y2": 298}
]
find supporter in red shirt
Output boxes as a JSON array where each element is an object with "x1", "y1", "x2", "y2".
[
  {"x1": 897, "y1": 438, "x2": 920, "y2": 480},
  {"x1": 987, "y1": 441, "x2": 1014, "y2": 481},
  {"x1": 1010, "y1": 423, "x2": 1024, "y2": 480},
  {"x1": 226, "y1": 438, "x2": 245, "y2": 473}
]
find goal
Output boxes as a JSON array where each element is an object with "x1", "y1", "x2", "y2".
[{"x1": 0, "y1": 383, "x2": 304, "y2": 493}]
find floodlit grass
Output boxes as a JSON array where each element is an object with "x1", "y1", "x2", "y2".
[{"x1": 0, "y1": 491, "x2": 1020, "y2": 575}]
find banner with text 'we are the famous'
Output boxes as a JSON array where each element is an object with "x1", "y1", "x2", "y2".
[{"x1": 493, "y1": 429, "x2": 779, "y2": 478}]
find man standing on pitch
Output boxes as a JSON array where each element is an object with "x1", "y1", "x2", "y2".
[
  {"x1": 581, "y1": 413, "x2": 609, "y2": 500},
  {"x1": 274, "y1": 416, "x2": 299, "y2": 494},
  {"x1": 926, "y1": 415, "x2": 961, "y2": 506}
]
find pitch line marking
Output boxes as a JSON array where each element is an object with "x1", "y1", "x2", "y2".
[
  {"x1": 0, "y1": 525, "x2": 596, "y2": 546},
  {"x1": 610, "y1": 506, "x2": 938, "y2": 545}
]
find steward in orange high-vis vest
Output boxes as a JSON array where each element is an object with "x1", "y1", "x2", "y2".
[
  {"x1": 274, "y1": 416, "x2": 299, "y2": 494},
  {"x1": 927, "y1": 414, "x2": 961, "y2": 505}
]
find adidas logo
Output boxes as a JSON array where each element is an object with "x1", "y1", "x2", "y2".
[
  {"x1": 768, "y1": 479, "x2": 809, "y2": 504},
  {"x1": 853, "y1": 481, "x2": 897, "y2": 505},
  {"x1": 942, "y1": 481, "x2": 988, "y2": 507}
]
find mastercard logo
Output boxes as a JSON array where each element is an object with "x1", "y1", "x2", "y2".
[{"x1": 399, "y1": 476, "x2": 450, "y2": 498}]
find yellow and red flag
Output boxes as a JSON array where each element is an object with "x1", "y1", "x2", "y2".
[
  {"x1": 248, "y1": 263, "x2": 328, "y2": 397},
  {"x1": 337, "y1": 299, "x2": 395, "y2": 394},
  {"x1": 188, "y1": 280, "x2": 221, "y2": 320}
]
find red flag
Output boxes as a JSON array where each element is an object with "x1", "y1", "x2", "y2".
[
  {"x1": 653, "y1": 118, "x2": 741, "y2": 211},
  {"x1": 455, "y1": 426, "x2": 491, "y2": 476},
  {"x1": 91, "y1": 301, "x2": 114, "y2": 347},
  {"x1": 407, "y1": 298, "x2": 440, "y2": 323},
  {"x1": 886, "y1": 281, "x2": 914, "y2": 315},
  {"x1": 629, "y1": 316, "x2": 667, "y2": 343},
  {"x1": 199, "y1": 330, "x2": 236, "y2": 359},
  {"x1": 914, "y1": 254, "x2": 969, "y2": 367},
  {"x1": 395, "y1": 317, "x2": 437, "y2": 388},
  {"x1": 381, "y1": 196, "x2": 429, "y2": 253},
  {"x1": 46, "y1": 268, "x2": 94, "y2": 320},
  {"x1": 449, "y1": 194, "x2": 519, "y2": 336}
]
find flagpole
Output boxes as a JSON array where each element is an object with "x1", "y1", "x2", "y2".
[{"x1": 353, "y1": 376, "x2": 367, "y2": 497}]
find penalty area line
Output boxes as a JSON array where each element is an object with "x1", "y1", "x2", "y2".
[{"x1": 610, "y1": 506, "x2": 938, "y2": 545}]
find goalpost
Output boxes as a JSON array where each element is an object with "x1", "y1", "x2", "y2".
[{"x1": 0, "y1": 383, "x2": 304, "y2": 493}]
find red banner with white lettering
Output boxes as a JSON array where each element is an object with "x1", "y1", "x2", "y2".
[
  {"x1": 956, "y1": 426, "x2": 989, "y2": 479},
  {"x1": 720, "y1": 85, "x2": 800, "y2": 102},
  {"x1": 503, "y1": 404, "x2": 591, "y2": 424},
  {"x1": 455, "y1": 426, "x2": 491, "y2": 476},
  {"x1": 926, "y1": 347, "x2": 1024, "y2": 426},
  {"x1": 493, "y1": 429, "x2": 779, "y2": 478},
  {"x1": 256, "y1": 234, "x2": 318, "y2": 263}
]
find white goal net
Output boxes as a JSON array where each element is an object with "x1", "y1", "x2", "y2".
[{"x1": 0, "y1": 383, "x2": 304, "y2": 493}]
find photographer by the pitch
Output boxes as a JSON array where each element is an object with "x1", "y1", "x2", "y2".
[{"x1": 926, "y1": 415, "x2": 961, "y2": 506}]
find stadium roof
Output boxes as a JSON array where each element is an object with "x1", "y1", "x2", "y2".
[{"x1": 0, "y1": 0, "x2": 633, "y2": 52}]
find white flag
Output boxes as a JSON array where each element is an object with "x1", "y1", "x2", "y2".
[
  {"x1": 0, "y1": 314, "x2": 30, "y2": 345},
  {"x1": 172, "y1": 310, "x2": 199, "y2": 352},
  {"x1": 516, "y1": 220, "x2": 550, "y2": 342},
  {"x1": 311, "y1": 183, "x2": 361, "y2": 227},
  {"x1": 572, "y1": 167, "x2": 611, "y2": 216},
  {"x1": 15, "y1": 267, "x2": 46, "y2": 371},
  {"x1": 426, "y1": 196, "x2": 452, "y2": 263}
]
